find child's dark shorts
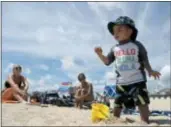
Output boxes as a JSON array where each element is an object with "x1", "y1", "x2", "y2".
[{"x1": 114, "y1": 81, "x2": 150, "y2": 109}]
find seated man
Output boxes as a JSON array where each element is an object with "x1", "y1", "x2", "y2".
[
  {"x1": 2, "y1": 64, "x2": 29, "y2": 103},
  {"x1": 74, "y1": 73, "x2": 94, "y2": 109}
]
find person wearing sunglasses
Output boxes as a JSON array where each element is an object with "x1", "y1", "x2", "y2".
[
  {"x1": 2, "y1": 64, "x2": 29, "y2": 103},
  {"x1": 74, "y1": 73, "x2": 94, "y2": 109}
]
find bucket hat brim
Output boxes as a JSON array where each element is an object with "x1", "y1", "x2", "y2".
[{"x1": 107, "y1": 21, "x2": 137, "y2": 35}]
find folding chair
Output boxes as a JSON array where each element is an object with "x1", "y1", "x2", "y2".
[{"x1": 103, "y1": 85, "x2": 116, "y2": 98}]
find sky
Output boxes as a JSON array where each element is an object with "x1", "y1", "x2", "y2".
[{"x1": 1, "y1": 2, "x2": 171, "y2": 93}]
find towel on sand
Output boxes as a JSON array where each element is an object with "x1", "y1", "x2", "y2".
[
  {"x1": 2, "y1": 88, "x2": 30, "y2": 104},
  {"x1": 2, "y1": 88, "x2": 20, "y2": 103}
]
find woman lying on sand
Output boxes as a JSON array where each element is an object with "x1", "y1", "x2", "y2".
[
  {"x1": 2, "y1": 64, "x2": 29, "y2": 104},
  {"x1": 74, "y1": 73, "x2": 94, "y2": 109}
]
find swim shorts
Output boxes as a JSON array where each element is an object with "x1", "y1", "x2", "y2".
[{"x1": 114, "y1": 81, "x2": 150, "y2": 109}]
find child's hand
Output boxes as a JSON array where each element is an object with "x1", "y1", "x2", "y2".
[
  {"x1": 149, "y1": 70, "x2": 161, "y2": 79},
  {"x1": 94, "y1": 47, "x2": 103, "y2": 55}
]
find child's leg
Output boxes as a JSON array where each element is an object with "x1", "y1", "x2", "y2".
[
  {"x1": 113, "y1": 107, "x2": 122, "y2": 117},
  {"x1": 134, "y1": 82, "x2": 150, "y2": 124},
  {"x1": 138, "y1": 104, "x2": 150, "y2": 124},
  {"x1": 113, "y1": 85, "x2": 125, "y2": 118}
]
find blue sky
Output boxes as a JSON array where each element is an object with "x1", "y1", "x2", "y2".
[{"x1": 1, "y1": 2, "x2": 170, "y2": 93}]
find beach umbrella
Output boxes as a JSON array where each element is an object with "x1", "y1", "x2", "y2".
[
  {"x1": 61, "y1": 82, "x2": 72, "y2": 86},
  {"x1": 58, "y1": 82, "x2": 73, "y2": 95}
]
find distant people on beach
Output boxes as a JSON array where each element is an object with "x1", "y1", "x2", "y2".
[
  {"x1": 74, "y1": 73, "x2": 94, "y2": 109},
  {"x1": 2, "y1": 64, "x2": 29, "y2": 103}
]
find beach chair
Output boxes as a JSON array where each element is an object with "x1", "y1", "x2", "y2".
[
  {"x1": 103, "y1": 85, "x2": 116, "y2": 99},
  {"x1": 103, "y1": 85, "x2": 116, "y2": 107},
  {"x1": 103, "y1": 85, "x2": 136, "y2": 113}
]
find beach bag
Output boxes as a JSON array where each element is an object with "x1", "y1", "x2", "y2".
[
  {"x1": 43, "y1": 91, "x2": 62, "y2": 106},
  {"x1": 91, "y1": 103, "x2": 110, "y2": 123}
]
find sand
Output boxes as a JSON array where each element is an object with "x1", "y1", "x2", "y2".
[{"x1": 2, "y1": 99, "x2": 171, "y2": 126}]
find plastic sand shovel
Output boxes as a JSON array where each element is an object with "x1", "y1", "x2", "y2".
[{"x1": 91, "y1": 103, "x2": 110, "y2": 123}]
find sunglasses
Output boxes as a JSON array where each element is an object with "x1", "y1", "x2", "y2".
[{"x1": 14, "y1": 67, "x2": 22, "y2": 71}]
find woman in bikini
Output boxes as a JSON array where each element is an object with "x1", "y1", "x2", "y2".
[{"x1": 2, "y1": 64, "x2": 29, "y2": 103}]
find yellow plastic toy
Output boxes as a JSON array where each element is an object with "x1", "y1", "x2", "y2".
[{"x1": 91, "y1": 103, "x2": 110, "y2": 123}]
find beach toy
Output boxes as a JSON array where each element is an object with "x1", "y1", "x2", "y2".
[{"x1": 91, "y1": 103, "x2": 110, "y2": 123}]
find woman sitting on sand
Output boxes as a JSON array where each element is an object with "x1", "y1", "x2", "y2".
[
  {"x1": 74, "y1": 73, "x2": 94, "y2": 109},
  {"x1": 2, "y1": 64, "x2": 29, "y2": 103}
]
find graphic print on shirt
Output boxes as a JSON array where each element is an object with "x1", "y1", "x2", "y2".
[
  {"x1": 115, "y1": 48, "x2": 137, "y2": 72},
  {"x1": 113, "y1": 42, "x2": 145, "y2": 85}
]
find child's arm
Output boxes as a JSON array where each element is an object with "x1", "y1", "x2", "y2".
[
  {"x1": 137, "y1": 42, "x2": 161, "y2": 79},
  {"x1": 95, "y1": 47, "x2": 115, "y2": 66}
]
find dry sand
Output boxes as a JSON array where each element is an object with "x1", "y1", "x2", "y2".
[{"x1": 2, "y1": 98, "x2": 171, "y2": 126}]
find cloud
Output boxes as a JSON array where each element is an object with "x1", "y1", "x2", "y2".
[
  {"x1": 23, "y1": 68, "x2": 31, "y2": 75},
  {"x1": 60, "y1": 56, "x2": 88, "y2": 80},
  {"x1": 147, "y1": 65, "x2": 171, "y2": 93},
  {"x1": 99, "y1": 80, "x2": 106, "y2": 84},
  {"x1": 39, "y1": 64, "x2": 49, "y2": 71},
  {"x1": 38, "y1": 74, "x2": 52, "y2": 85},
  {"x1": 27, "y1": 74, "x2": 59, "y2": 92},
  {"x1": 136, "y1": 2, "x2": 151, "y2": 37},
  {"x1": 88, "y1": 2, "x2": 126, "y2": 11},
  {"x1": 92, "y1": 80, "x2": 98, "y2": 84},
  {"x1": 159, "y1": 65, "x2": 170, "y2": 88},
  {"x1": 4, "y1": 63, "x2": 14, "y2": 73},
  {"x1": 104, "y1": 71, "x2": 116, "y2": 80},
  {"x1": 2, "y1": 2, "x2": 170, "y2": 93},
  {"x1": 104, "y1": 71, "x2": 116, "y2": 85},
  {"x1": 61, "y1": 56, "x2": 77, "y2": 70}
]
